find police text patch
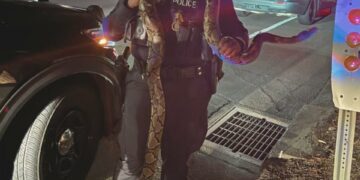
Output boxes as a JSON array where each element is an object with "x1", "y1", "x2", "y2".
[{"x1": 172, "y1": 0, "x2": 197, "y2": 8}]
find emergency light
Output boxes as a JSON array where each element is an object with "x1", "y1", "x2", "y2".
[
  {"x1": 345, "y1": 32, "x2": 360, "y2": 48},
  {"x1": 332, "y1": 2, "x2": 360, "y2": 112},
  {"x1": 348, "y1": 9, "x2": 360, "y2": 25}
]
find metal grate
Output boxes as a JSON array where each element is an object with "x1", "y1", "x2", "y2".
[{"x1": 206, "y1": 109, "x2": 287, "y2": 164}]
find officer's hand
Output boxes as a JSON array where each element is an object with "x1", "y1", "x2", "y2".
[
  {"x1": 128, "y1": 0, "x2": 140, "y2": 8},
  {"x1": 218, "y1": 36, "x2": 243, "y2": 59}
]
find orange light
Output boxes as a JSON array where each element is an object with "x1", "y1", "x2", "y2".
[
  {"x1": 348, "y1": 9, "x2": 360, "y2": 25},
  {"x1": 344, "y1": 56, "x2": 360, "y2": 72},
  {"x1": 98, "y1": 38, "x2": 108, "y2": 46}
]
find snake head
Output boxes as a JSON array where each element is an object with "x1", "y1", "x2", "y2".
[
  {"x1": 146, "y1": 41, "x2": 164, "y2": 74},
  {"x1": 297, "y1": 27, "x2": 318, "y2": 41}
]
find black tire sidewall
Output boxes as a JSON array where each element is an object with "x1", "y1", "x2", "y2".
[
  {"x1": 298, "y1": 0, "x2": 318, "y2": 25},
  {"x1": 41, "y1": 83, "x2": 102, "y2": 180},
  {"x1": 15, "y1": 81, "x2": 103, "y2": 180}
]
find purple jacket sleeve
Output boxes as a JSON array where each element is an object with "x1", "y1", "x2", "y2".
[
  {"x1": 103, "y1": 0, "x2": 138, "y2": 41},
  {"x1": 219, "y1": 0, "x2": 249, "y2": 50}
]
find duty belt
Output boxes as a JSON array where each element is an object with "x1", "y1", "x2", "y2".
[{"x1": 161, "y1": 64, "x2": 208, "y2": 80}]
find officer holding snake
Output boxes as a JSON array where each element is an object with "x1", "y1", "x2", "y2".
[{"x1": 103, "y1": 0, "x2": 249, "y2": 179}]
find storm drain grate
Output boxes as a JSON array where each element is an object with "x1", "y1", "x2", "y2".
[{"x1": 206, "y1": 108, "x2": 287, "y2": 164}]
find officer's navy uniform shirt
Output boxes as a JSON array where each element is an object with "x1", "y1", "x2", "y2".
[{"x1": 105, "y1": 0, "x2": 249, "y2": 67}]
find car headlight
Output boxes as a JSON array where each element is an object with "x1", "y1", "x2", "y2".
[{"x1": 83, "y1": 28, "x2": 116, "y2": 47}]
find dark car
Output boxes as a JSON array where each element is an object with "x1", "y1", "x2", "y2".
[
  {"x1": 0, "y1": 1, "x2": 126, "y2": 179},
  {"x1": 233, "y1": 0, "x2": 334, "y2": 25}
]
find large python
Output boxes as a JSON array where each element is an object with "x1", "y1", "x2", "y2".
[{"x1": 138, "y1": 0, "x2": 317, "y2": 179}]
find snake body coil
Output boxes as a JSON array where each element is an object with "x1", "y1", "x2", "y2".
[
  {"x1": 138, "y1": 0, "x2": 166, "y2": 179},
  {"x1": 139, "y1": 0, "x2": 317, "y2": 179}
]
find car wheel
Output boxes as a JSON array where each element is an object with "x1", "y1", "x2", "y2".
[
  {"x1": 12, "y1": 83, "x2": 103, "y2": 180},
  {"x1": 298, "y1": 0, "x2": 318, "y2": 25},
  {"x1": 236, "y1": 11, "x2": 252, "y2": 17}
]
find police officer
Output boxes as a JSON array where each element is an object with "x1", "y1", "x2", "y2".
[{"x1": 103, "y1": 0, "x2": 249, "y2": 179}]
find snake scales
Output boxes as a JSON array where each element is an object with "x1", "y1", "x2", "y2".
[{"x1": 138, "y1": 0, "x2": 317, "y2": 179}]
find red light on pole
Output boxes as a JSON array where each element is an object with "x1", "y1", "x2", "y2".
[
  {"x1": 344, "y1": 56, "x2": 360, "y2": 72},
  {"x1": 348, "y1": 9, "x2": 360, "y2": 25},
  {"x1": 346, "y1": 32, "x2": 360, "y2": 48}
]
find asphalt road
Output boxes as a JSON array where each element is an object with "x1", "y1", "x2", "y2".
[{"x1": 52, "y1": 1, "x2": 335, "y2": 179}]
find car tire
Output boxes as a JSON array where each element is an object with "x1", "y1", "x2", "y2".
[
  {"x1": 236, "y1": 11, "x2": 252, "y2": 17},
  {"x1": 12, "y1": 82, "x2": 103, "y2": 180},
  {"x1": 298, "y1": 0, "x2": 318, "y2": 25}
]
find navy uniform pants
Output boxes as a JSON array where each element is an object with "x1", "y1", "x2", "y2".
[{"x1": 115, "y1": 59, "x2": 212, "y2": 180}]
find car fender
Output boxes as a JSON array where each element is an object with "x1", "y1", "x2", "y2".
[{"x1": 0, "y1": 55, "x2": 124, "y2": 141}]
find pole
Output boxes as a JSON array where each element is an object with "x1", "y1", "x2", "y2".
[{"x1": 333, "y1": 109, "x2": 357, "y2": 180}]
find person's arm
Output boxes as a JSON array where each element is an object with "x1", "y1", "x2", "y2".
[
  {"x1": 219, "y1": 0, "x2": 249, "y2": 51},
  {"x1": 102, "y1": 0, "x2": 139, "y2": 41},
  {"x1": 127, "y1": 0, "x2": 140, "y2": 8}
]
